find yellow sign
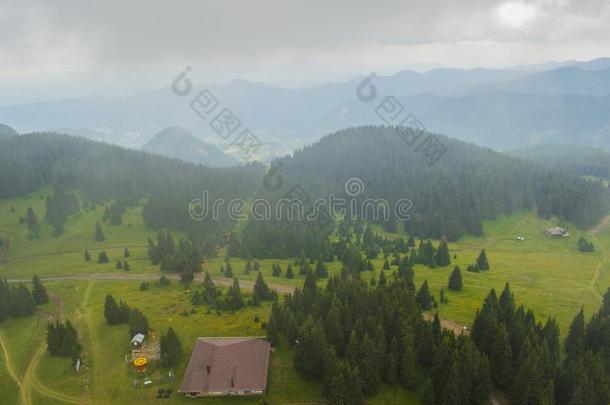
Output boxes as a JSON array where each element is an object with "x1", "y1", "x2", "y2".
[{"x1": 134, "y1": 357, "x2": 147, "y2": 367}]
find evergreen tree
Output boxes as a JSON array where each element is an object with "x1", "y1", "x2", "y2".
[
  {"x1": 124, "y1": 247, "x2": 130, "y2": 258},
  {"x1": 565, "y1": 307, "x2": 585, "y2": 360},
  {"x1": 84, "y1": 250, "x2": 91, "y2": 262},
  {"x1": 9, "y1": 283, "x2": 36, "y2": 317},
  {"x1": 476, "y1": 249, "x2": 490, "y2": 270},
  {"x1": 435, "y1": 238, "x2": 451, "y2": 266},
  {"x1": 315, "y1": 260, "x2": 328, "y2": 278},
  {"x1": 104, "y1": 294, "x2": 130, "y2": 325},
  {"x1": 399, "y1": 332, "x2": 418, "y2": 389},
  {"x1": 254, "y1": 272, "x2": 272, "y2": 300},
  {"x1": 202, "y1": 272, "x2": 218, "y2": 303},
  {"x1": 95, "y1": 222, "x2": 105, "y2": 241},
  {"x1": 385, "y1": 337, "x2": 399, "y2": 385},
  {"x1": 382, "y1": 259, "x2": 390, "y2": 270},
  {"x1": 358, "y1": 333, "x2": 381, "y2": 397},
  {"x1": 286, "y1": 265, "x2": 294, "y2": 279},
  {"x1": 116, "y1": 260, "x2": 123, "y2": 269},
  {"x1": 128, "y1": 308, "x2": 149, "y2": 336},
  {"x1": 416, "y1": 280, "x2": 436, "y2": 310},
  {"x1": 226, "y1": 278, "x2": 244, "y2": 310},
  {"x1": 31, "y1": 275, "x2": 49, "y2": 305},
  {"x1": 26, "y1": 207, "x2": 40, "y2": 237},
  {"x1": 123, "y1": 261, "x2": 130, "y2": 271},
  {"x1": 225, "y1": 262, "x2": 233, "y2": 278},
  {"x1": 97, "y1": 251, "x2": 109, "y2": 263},
  {"x1": 448, "y1": 266, "x2": 463, "y2": 291},
  {"x1": 272, "y1": 263, "x2": 281, "y2": 277},
  {"x1": 294, "y1": 316, "x2": 332, "y2": 379},
  {"x1": 160, "y1": 327, "x2": 182, "y2": 368},
  {"x1": 421, "y1": 378, "x2": 435, "y2": 405}
]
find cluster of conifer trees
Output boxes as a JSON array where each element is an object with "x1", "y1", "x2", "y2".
[
  {"x1": 267, "y1": 269, "x2": 491, "y2": 404},
  {"x1": 45, "y1": 188, "x2": 80, "y2": 234},
  {"x1": 47, "y1": 321, "x2": 80, "y2": 358},
  {"x1": 148, "y1": 231, "x2": 202, "y2": 281},
  {"x1": 190, "y1": 271, "x2": 276, "y2": 310},
  {"x1": 0, "y1": 276, "x2": 48, "y2": 322},
  {"x1": 103, "y1": 294, "x2": 150, "y2": 336},
  {"x1": 472, "y1": 284, "x2": 610, "y2": 404}
]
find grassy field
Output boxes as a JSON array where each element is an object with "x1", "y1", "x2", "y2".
[{"x1": 1, "y1": 190, "x2": 609, "y2": 404}]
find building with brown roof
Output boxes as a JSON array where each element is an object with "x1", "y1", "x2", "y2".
[{"x1": 179, "y1": 337, "x2": 270, "y2": 397}]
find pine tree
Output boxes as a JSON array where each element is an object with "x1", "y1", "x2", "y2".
[
  {"x1": 124, "y1": 247, "x2": 130, "y2": 258},
  {"x1": 128, "y1": 308, "x2": 149, "y2": 336},
  {"x1": 565, "y1": 307, "x2": 585, "y2": 360},
  {"x1": 385, "y1": 337, "x2": 399, "y2": 385},
  {"x1": 160, "y1": 327, "x2": 182, "y2": 368},
  {"x1": 9, "y1": 284, "x2": 36, "y2": 317},
  {"x1": 244, "y1": 259, "x2": 252, "y2": 274},
  {"x1": 382, "y1": 259, "x2": 390, "y2": 270},
  {"x1": 491, "y1": 324, "x2": 513, "y2": 390},
  {"x1": 123, "y1": 261, "x2": 130, "y2": 271},
  {"x1": 266, "y1": 300, "x2": 281, "y2": 346},
  {"x1": 435, "y1": 238, "x2": 451, "y2": 266},
  {"x1": 416, "y1": 280, "x2": 436, "y2": 310},
  {"x1": 225, "y1": 262, "x2": 234, "y2": 278},
  {"x1": 84, "y1": 250, "x2": 91, "y2": 262},
  {"x1": 95, "y1": 222, "x2": 105, "y2": 241},
  {"x1": 116, "y1": 260, "x2": 123, "y2": 269},
  {"x1": 286, "y1": 265, "x2": 294, "y2": 279},
  {"x1": 104, "y1": 294, "x2": 130, "y2": 325},
  {"x1": 158, "y1": 275, "x2": 171, "y2": 286},
  {"x1": 421, "y1": 378, "x2": 435, "y2": 405},
  {"x1": 226, "y1": 278, "x2": 244, "y2": 310},
  {"x1": 98, "y1": 251, "x2": 109, "y2": 263},
  {"x1": 399, "y1": 332, "x2": 418, "y2": 389},
  {"x1": 31, "y1": 275, "x2": 49, "y2": 305},
  {"x1": 358, "y1": 333, "x2": 381, "y2": 397},
  {"x1": 254, "y1": 272, "x2": 271, "y2": 300},
  {"x1": 477, "y1": 249, "x2": 490, "y2": 270},
  {"x1": 448, "y1": 266, "x2": 463, "y2": 291},
  {"x1": 315, "y1": 260, "x2": 328, "y2": 278},
  {"x1": 294, "y1": 316, "x2": 332, "y2": 379},
  {"x1": 202, "y1": 272, "x2": 218, "y2": 303},
  {"x1": 26, "y1": 207, "x2": 40, "y2": 237},
  {"x1": 272, "y1": 263, "x2": 281, "y2": 277}
]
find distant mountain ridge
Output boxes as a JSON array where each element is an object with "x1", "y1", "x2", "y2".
[
  {"x1": 141, "y1": 126, "x2": 238, "y2": 167},
  {"x1": 0, "y1": 123, "x2": 18, "y2": 138},
  {"x1": 1, "y1": 57, "x2": 610, "y2": 155}
]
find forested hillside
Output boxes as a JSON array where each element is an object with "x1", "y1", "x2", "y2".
[
  {"x1": 235, "y1": 126, "x2": 609, "y2": 258},
  {"x1": 0, "y1": 133, "x2": 264, "y2": 244},
  {"x1": 141, "y1": 126, "x2": 238, "y2": 167},
  {"x1": 0, "y1": 123, "x2": 17, "y2": 138},
  {"x1": 510, "y1": 144, "x2": 610, "y2": 180}
]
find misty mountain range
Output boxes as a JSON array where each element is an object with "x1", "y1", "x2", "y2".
[{"x1": 2, "y1": 57, "x2": 610, "y2": 159}]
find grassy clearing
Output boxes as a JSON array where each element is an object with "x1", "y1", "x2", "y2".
[{"x1": 1, "y1": 190, "x2": 610, "y2": 403}]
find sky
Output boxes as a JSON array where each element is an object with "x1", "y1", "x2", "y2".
[{"x1": 1, "y1": 0, "x2": 609, "y2": 105}]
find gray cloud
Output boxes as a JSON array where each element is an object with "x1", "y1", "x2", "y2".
[{"x1": 1, "y1": 0, "x2": 609, "y2": 103}]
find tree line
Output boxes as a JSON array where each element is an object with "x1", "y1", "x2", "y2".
[{"x1": 472, "y1": 284, "x2": 610, "y2": 404}]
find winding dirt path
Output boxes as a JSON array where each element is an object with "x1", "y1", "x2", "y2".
[
  {"x1": 590, "y1": 215, "x2": 610, "y2": 235},
  {"x1": 0, "y1": 329, "x2": 27, "y2": 404}
]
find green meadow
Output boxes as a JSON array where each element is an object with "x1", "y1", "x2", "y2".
[{"x1": 0, "y1": 190, "x2": 609, "y2": 404}]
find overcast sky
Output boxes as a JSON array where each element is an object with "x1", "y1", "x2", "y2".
[{"x1": 1, "y1": 0, "x2": 609, "y2": 104}]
